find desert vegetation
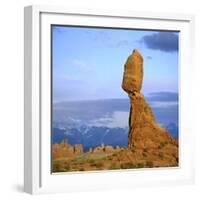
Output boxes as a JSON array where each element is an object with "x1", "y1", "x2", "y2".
[{"x1": 52, "y1": 139, "x2": 178, "y2": 172}]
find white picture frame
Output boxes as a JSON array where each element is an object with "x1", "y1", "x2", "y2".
[{"x1": 24, "y1": 5, "x2": 195, "y2": 194}]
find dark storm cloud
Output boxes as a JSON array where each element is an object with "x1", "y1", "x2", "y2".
[
  {"x1": 141, "y1": 32, "x2": 178, "y2": 52},
  {"x1": 146, "y1": 92, "x2": 178, "y2": 102}
]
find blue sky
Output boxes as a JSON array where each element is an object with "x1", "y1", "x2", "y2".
[{"x1": 52, "y1": 26, "x2": 179, "y2": 102}]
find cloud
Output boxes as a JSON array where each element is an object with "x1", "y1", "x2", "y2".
[
  {"x1": 72, "y1": 60, "x2": 87, "y2": 68},
  {"x1": 107, "y1": 40, "x2": 133, "y2": 48},
  {"x1": 84, "y1": 29, "x2": 110, "y2": 44},
  {"x1": 85, "y1": 29, "x2": 135, "y2": 48},
  {"x1": 146, "y1": 56, "x2": 152, "y2": 60},
  {"x1": 149, "y1": 101, "x2": 178, "y2": 109},
  {"x1": 90, "y1": 111, "x2": 129, "y2": 128},
  {"x1": 146, "y1": 92, "x2": 178, "y2": 102},
  {"x1": 71, "y1": 59, "x2": 94, "y2": 72},
  {"x1": 141, "y1": 32, "x2": 178, "y2": 52}
]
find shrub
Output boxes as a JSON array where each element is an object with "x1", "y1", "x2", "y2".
[
  {"x1": 136, "y1": 163, "x2": 144, "y2": 168},
  {"x1": 90, "y1": 162, "x2": 97, "y2": 167},
  {"x1": 107, "y1": 156, "x2": 113, "y2": 160},
  {"x1": 159, "y1": 141, "x2": 168, "y2": 148},
  {"x1": 52, "y1": 161, "x2": 65, "y2": 172},
  {"x1": 131, "y1": 148, "x2": 136, "y2": 153},
  {"x1": 109, "y1": 163, "x2": 118, "y2": 170},
  {"x1": 172, "y1": 153, "x2": 176, "y2": 157},
  {"x1": 95, "y1": 161, "x2": 104, "y2": 168},
  {"x1": 112, "y1": 152, "x2": 118, "y2": 157},
  {"x1": 88, "y1": 158, "x2": 95, "y2": 164},
  {"x1": 158, "y1": 152, "x2": 164, "y2": 160},
  {"x1": 120, "y1": 162, "x2": 136, "y2": 169},
  {"x1": 146, "y1": 160, "x2": 154, "y2": 168},
  {"x1": 142, "y1": 152, "x2": 147, "y2": 157},
  {"x1": 64, "y1": 162, "x2": 71, "y2": 171},
  {"x1": 172, "y1": 153, "x2": 178, "y2": 163},
  {"x1": 143, "y1": 148, "x2": 148, "y2": 153}
]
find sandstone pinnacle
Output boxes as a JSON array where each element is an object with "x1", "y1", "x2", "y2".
[{"x1": 122, "y1": 49, "x2": 177, "y2": 149}]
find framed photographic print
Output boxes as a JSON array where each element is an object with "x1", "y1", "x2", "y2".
[{"x1": 24, "y1": 5, "x2": 195, "y2": 194}]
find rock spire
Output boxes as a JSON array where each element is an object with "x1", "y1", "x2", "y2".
[{"x1": 122, "y1": 49, "x2": 176, "y2": 149}]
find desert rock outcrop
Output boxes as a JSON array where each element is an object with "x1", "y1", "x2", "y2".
[
  {"x1": 52, "y1": 139, "x2": 74, "y2": 159},
  {"x1": 104, "y1": 145, "x2": 114, "y2": 153},
  {"x1": 74, "y1": 144, "x2": 83, "y2": 154}
]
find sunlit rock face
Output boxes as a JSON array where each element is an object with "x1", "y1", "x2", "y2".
[{"x1": 127, "y1": 92, "x2": 175, "y2": 148}]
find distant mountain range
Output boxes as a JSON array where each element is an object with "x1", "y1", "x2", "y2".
[
  {"x1": 52, "y1": 126, "x2": 128, "y2": 151},
  {"x1": 52, "y1": 96, "x2": 178, "y2": 150}
]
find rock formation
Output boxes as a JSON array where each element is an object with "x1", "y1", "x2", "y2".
[
  {"x1": 93, "y1": 145, "x2": 104, "y2": 153},
  {"x1": 88, "y1": 147, "x2": 93, "y2": 153},
  {"x1": 52, "y1": 140, "x2": 84, "y2": 159},
  {"x1": 104, "y1": 145, "x2": 114, "y2": 153},
  {"x1": 128, "y1": 92, "x2": 175, "y2": 148},
  {"x1": 122, "y1": 49, "x2": 177, "y2": 149},
  {"x1": 74, "y1": 144, "x2": 83, "y2": 154},
  {"x1": 52, "y1": 139, "x2": 74, "y2": 159},
  {"x1": 93, "y1": 144, "x2": 116, "y2": 154}
]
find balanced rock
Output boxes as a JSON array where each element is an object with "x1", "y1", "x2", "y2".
[
  {"x1": 122, "y1": 49, "x2": 177, "y2": 149},
  {"x1": 122, "y1": 49, "x2": 143, "y2": 93}
]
